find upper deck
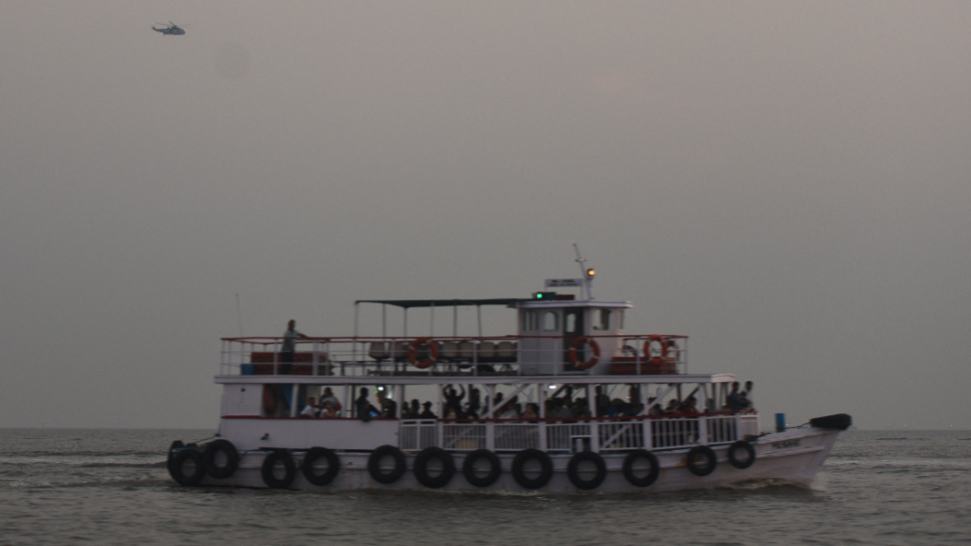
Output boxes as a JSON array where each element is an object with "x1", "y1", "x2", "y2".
[
  {"x1": 218, "y1": 276, "x2": 731, "y2": 385},
  {"x1": 218, "y1": 331, "x2": 707, "y2": 384}
]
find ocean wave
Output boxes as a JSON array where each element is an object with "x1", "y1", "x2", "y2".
[
  {"x1": 826, "y1": 458, "x2": 971, "y2": 470},
  {"x1": 0, "y1": 450, "x2": 164, "y2": 457},
  {"x1": 0, "y1": 456, "x2": 166, "y2": 468}
]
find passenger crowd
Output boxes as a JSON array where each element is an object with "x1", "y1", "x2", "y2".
[{"x1": 296, "y1": 381, "x2": 755, "y2": 421}]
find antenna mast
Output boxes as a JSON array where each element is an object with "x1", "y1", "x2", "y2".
[{"x1": 573, "y1": 244, "x2": 593, "y2": 300}]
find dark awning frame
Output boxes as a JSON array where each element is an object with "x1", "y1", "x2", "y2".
[
  {"x1": 353, "y1": 298, "x2": 531, "y2": 338},
  {"x1": 354, "y1": 298, "x2": 530, "y2": 309}
]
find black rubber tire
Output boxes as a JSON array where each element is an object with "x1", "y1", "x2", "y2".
[
  {"x1": 168, "y1": 448, "x2": 205, "y2": 486},
  {"x1": 727, "y1": 441, "x2": 757, "y2": 469},
  {"x1": 511, "y1": 449, "x2": 553, "y2": 490},
  {"x1": 302, "y1": 447, "x2": 341, "y2": 486},
  {"x1": 203, "y1": 439, "x2": 239, "y2": 480},
  {"x1": 368, "y1": 445, "x2": 406, "y2": 484},
  {"x1": 166, "y1": 440, "x2": 184, "y2": 476},
  {"x1": 462, "y1": 449, "x2": 502, "y2": 488},
  {"x1": 261, "y1": 449, "x2": 296, "y2": 489},
  {"x1": 686, "y1": 445, "x2": 717, "y2": 477},
  {"x1": 623, "y1": 449, "x2": 660, "y2": 487},
  {"x1": 413, "y1": 447, "x2": 455, "y2": 489},
  {"x1": 567, "y1": 451, "x2": 607, "y2": 490}
]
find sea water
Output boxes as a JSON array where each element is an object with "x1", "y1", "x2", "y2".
[{"x1": 1, "y1": 428, "x2": 969, "y2": 545}]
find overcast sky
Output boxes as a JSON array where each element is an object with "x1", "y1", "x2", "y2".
[{"x1": 1, "y1": 1, "x2": 969, "y2": 429}]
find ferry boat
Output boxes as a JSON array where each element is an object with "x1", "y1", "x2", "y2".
[{"x1": 167, "y1": 264, "x2": 850, "y2": 493}]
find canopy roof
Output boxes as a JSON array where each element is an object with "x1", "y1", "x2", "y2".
[{"x1": 355, "y1": 298, "x2": 531, "y2": 309}]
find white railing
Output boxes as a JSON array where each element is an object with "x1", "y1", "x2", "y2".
[
  {"x1": 494, "y1": 423, "x2": 542, "y2": 451},
  {"x1": 599, "y1": 420, "x2": 645, "y2": 451},
  {"x1": 399, "y1": 420, "x2": 438, "y2": 451},
  {"x1": 442, "y1": 423, "x2": 487, "y2": 451},
  {"x1": 218, "y1": 334, "x2": 688, "y2": 377},
  {"x1": 400, "y1": 414, "x2": 754, "y2": 454}
]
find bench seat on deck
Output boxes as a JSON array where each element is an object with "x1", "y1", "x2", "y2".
[
  {"x1": 243, "y1": 352, "x2": 330, "y2": 375},
  {"x1": 609, "y1": 356, "x2": 676, "y2": 375}
]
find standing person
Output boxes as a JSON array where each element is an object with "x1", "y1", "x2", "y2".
[
  {"x1": 442, "y1": 384, "x2": 466, "y2": 418},
  {"x1": 280, "y1": 319, "x2": 307, "y2": 375},
  {"x1": 377, "y1": 388, "x2": 397, "y2": 419},
  {"x1": 740, "y1": 381, "x2": 754, "y2": 406},
  {"x1": 355, "y1": 387, "x2": 373, "y2": 422}
]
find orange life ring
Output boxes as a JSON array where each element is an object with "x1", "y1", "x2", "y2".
[
  {"x1": 644, "y1": 335, "x2": 670, "y2": 360},
  {"x1": 263, "y1": 385, "x2": 279, "y2": 415},
  {"x1": 408, "y1": 337, "x2": 439, "y2": 369},
  {"x1": 567, "y1": 337, "x2": 600, "y2": 370}
]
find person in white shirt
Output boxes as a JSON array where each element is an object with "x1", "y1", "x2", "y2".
[{"x1": 300, "y1": 397, "x2": 319, "y2": 418}]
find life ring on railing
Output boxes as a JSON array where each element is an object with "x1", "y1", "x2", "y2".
[
  {"x1": 261, "y1": 449, "x2": 296, "y2": 488},
  {"x1": 408, "y1": 337, "x2": 439, "y2": 369},
  {"x1": 413, "y1": 447, "x2": 455, "y2": 488},
  {"x1": 262, "y1": 385, "x2": 279, "y2": 415},
  {"x1": 567, "y1": 337, "x2": 600, "y2": 370},
  {"x1": 567, "y1": 451, "x2": 607, "y2": 490},
  {"x1": 644, "y1": 335, "x2": 670, "y2": 360}
]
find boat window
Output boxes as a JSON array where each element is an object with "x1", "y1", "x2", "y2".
[
  {"x1": 617, "y1": 310, "x2": 625, "y2": 330},
  {"x1": 543, "y1": 311, "x2": 559, "y2": 331},
  {"x1": 522, "y1": 310, "x2": 539, "y2": 331},
  {"x1": 592, "y1": 309, "x2": 611, "y2": 331},
  {"x1": 565, "y1": 312, "x2": 576, "y2": 333}
]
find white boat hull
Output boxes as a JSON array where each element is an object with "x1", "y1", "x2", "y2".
[{"x1": 188, "y1": 426, "x2": 840, "y2": 494}]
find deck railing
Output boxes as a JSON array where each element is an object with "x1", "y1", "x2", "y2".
[
  {"x1": 219, "y1": 335, "x2": 688, "y2": 377},
  {"x1": 398, "y1": 413, "x2": 758, "y2": 453}
]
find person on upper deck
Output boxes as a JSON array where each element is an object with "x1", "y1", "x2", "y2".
[
  {"x1": 280, "y1": 320, "x2": 308, "y2": 375},
  {"x1": 523, "y1": 403, "x2": 539, "y2": 420}
]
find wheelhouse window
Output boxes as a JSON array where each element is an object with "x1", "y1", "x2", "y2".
[
  {"x1": 522, "y1": 310, "x2": 539, "y2": 331},
  {"x1": 593, "y1": 309, "x2": 612, "y2": 331},
  {"x1": 542, "y1": 311, "x2": 559, "y2": 331}
]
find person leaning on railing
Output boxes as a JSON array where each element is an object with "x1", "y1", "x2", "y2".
[{"x1": 280, "y1": 319, "x2": 308, "y2": 375}]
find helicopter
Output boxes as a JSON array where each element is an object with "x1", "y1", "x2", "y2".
[{"x1": 152, "y1": 22, "x2": 187, "y2": 36}]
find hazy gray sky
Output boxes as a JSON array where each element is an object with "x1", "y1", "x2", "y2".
[{"x1": 2, "y1": 1, "x2": 969, "y2": 429}]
